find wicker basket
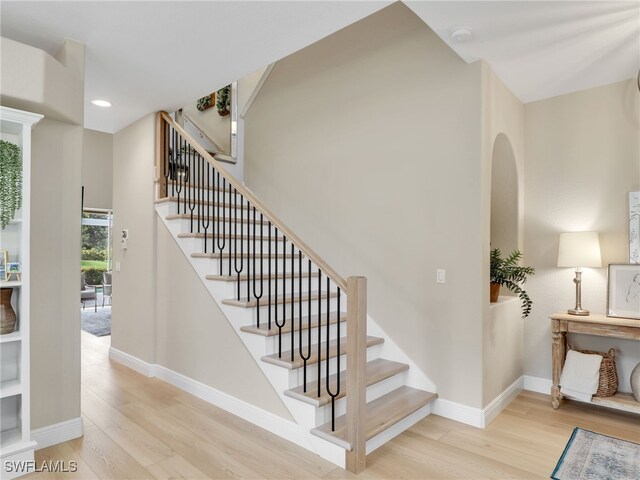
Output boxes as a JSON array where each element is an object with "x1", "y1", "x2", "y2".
[{"x1": 570, "y1": 347, "x2": 618, "y2": 397}]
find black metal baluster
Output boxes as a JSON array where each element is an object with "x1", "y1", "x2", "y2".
[
  {"x1": 176, "y1": 136, "x2": 184, "y2": 214},
  {"x1": 326, "y1": 285, "x2": 341, "y2": 432},
  {"x1": 188, "y1": 152, "x2": 196, "y2": 233},
  {"x1": 202, "y1": 161, "x2": 210, "y2": 253},
  {"x1": 281, "y1": 236, "x2": 287, "y2": 358},
  {"x1": 217, "y1": 177, "x2": 226, "y2": 275},
  {"x1": 171, "y1": 128, "x2": 176, "y2": 197},
  {"x1": 198, "y1": 153, "x2": 202, "y2": 234},
  {"x1": 268, "y1": 222, "x2": 272, "y2": 330},
  {"x1": 163, "y1": 121, "x2": 169, "y2": 197},
  {"x1": 252, "y1": 207, "x2": 264, "y2": 328},
  {"x1": 290, "y1": 243, "x2": 295, "y2": 361},
  {"x1": 275, "y1": 229, "x2": 284, "y2": 358},
  {"x1": 317, "y1": 268, "x2": 322, "y2": 398}
]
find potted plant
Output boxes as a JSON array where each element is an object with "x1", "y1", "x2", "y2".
[
  {"x1": 0, "y1": 140, "x2": 22, "y2": 229},
  {"x1": 490, "y1": 248, "x2": 535, "y2": 318},
  {"x1": 216, "y1": 85, "x2": 231, "y2": 116}
]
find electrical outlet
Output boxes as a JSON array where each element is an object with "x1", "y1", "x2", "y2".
[
  {"x1": 436, "y1": 269, "x2": 446, "y2": 283},
  {"x1": 115, "y1": 261, "x2": 121, "y2": 272}
]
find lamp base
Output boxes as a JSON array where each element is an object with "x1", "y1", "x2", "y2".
[{"x1": 568, "y1": 308, "x2": 590, "y2": 316}]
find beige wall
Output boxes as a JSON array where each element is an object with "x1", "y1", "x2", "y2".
[
  {"x1": 182, "y1": 100, "x2": 231, "y2": 153},
  {"x1": 112, "y1": 113, "x2": 291, "y2": 418},
  {"x1": 523, "y1": 80, "x2": 640, "y2": 391},
  {"x1": 112, "y1": 114, "x2": 157, "y2": 363},
  {"x1": 1, "y1": 38, "x2": 84, "y2": 430},
  {"x1": 155, "y1": 223, "x2": 291, "y2": 419},
  {"x1": 480, "y1": 64, "x2": 526, "y2": 406},
  {"x1": 30, "y1": 119, "x2": 83, "y2": 429},
  {"x1": 82, "y1": 129, "x2": 113, "y2": 210},
  {"x1": 244, "y1": 3, "x2": 485, "y2": 407}
]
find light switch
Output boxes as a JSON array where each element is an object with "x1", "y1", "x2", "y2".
[
  {"x1": 115, "y1": 261, "x2": 121, "y2": 272},
  {"x1": 436, "y1": 269, "x2": 446, "y2": 283}
]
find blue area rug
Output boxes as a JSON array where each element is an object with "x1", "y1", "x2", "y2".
[
  {"x1": 552, "y1": 427, "x2": 639, "y2": 480},
  {"x1": 81, "y1": 306, "x2": 111, "y2": 337}
]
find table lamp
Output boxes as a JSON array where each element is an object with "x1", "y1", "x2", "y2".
[{"x1": 557, "y1": 232, "x2": 602, "y2": 316}]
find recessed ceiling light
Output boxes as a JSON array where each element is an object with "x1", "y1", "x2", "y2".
[
  {"x1": 91, "y1": 99, "x2": 112, "y2": 107},
  {"x1": 449, "y1": 27, "x2": 472, "y2": 43}
]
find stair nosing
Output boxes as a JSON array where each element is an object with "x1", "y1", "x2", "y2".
[
  {"x1": 166, "y1": 213, "x2": 270, "y2": 225},
  {"x1": 240, "y1": 311, "x2": 345, "y2": 336},
  {"x1": 284, "y1": 359, "x2": 409, "y2": 407},
  {"x1": 222, "y1": 290, "x2": 339, "y2": 308},
  {"x1": 261, "y1": 336, "x2": 384, "y2": 370},
  {"x1": 207, "y1": 271, "x2": 312, "y2": 283},
  {"x1": 310, "y1": 386, "x2": 438, "y2": 450}
]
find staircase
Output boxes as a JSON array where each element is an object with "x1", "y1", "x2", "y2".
[{"x1": 154, "y1": 111, "x2": 437, "y2": 472}]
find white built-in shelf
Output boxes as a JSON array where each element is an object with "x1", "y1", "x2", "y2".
[
  {"x1": 0, "y1": 332, "x2": 21, "y2": 344},
  {"x1": 0, "y1": 428, "x2": 21, "y2": 452},
  {"x1": 0, "y1": 380, "x2": 21, "y2": 399},
  {"x1": 0, "y1": 281, "x2": 22, "y2": 288}
]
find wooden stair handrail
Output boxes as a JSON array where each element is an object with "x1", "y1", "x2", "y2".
[{"x1": 157, "y1": 111, "x2": 348, "y2": 291}]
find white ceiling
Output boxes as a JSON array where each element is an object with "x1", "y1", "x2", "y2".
[{"x1": 1, "y1": 1, "x2": 638, "y2": 133}]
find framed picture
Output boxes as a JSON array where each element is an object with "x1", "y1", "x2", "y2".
[
  {"x1": 607, "y1": 263, "x2": 640, "y2": 320},
  {"x1": 0, "y1": 251, "x2": 6, "y2": 281},
  {"x1": 7, "y1": 263, "x2": 20, "y2": 273},
  {"x1": 630, "y1": 191, "x2": 640, "y2": 263}
]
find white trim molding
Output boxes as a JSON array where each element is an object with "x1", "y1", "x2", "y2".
[
  {"x1": 483, "y1": 377, "x2": 524, "y2": 426},
  {"x1": 32, "y1": 417, "x2": 84, "y2": 451},
  {"x1": 109, "y1": 347, "x2": 308, "y2": 449},
  {"x1": 434, "y1": 376, "x2": 524, "y2": 428},
  {"x1": 109, "y1": 347, "x2": 155, "y2": 377},
  {"x1": 524, "y1": 375, "x2": 552, "y2": 395}
]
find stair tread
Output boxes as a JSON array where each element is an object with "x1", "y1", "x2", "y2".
[
  {"x1": 311, "y1": 386, "x2": 438, "y2": 450},
  {"x1": 285, "y1": 359, "x2": 409, "y2": 407},
  {"x1": 223, "y1": 290, "x2": 338, "y2": 308},
  {"x1": 207, "y1": 271, "x2": 312, "y2": 283},
  {"x1": 166, "y1": 213, "x2": 270, "y2": 225},
  {"x1": 240, "y1": 311, "x2": 345, "y2": 336},
  {"x1": 155, "y1": 178, "x2": 233, "y2": 193},
  {"x1": 156, "y1": 197, "x2": 252, "y2": 209},
  {"x1": 261, "y1": 336, "x2": 383, "y2": 370},
  {"x1": 178, "y1": 232, "x2": 285, "y2": 241}
]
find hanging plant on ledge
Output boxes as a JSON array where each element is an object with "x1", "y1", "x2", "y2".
[
  {"x1": 0, "y1": 140, "x2": 22, "y2": 229},
  {"x1": 490, "y1": 248, "x2": 535, "y2": 318},
  {"x1": 216, "y1": 85, "x2": 231, "y2": 116}
]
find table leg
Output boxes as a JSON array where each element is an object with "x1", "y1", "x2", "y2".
[{"x1": 551, "y1": 319, "x2": 566, "y2": 409}]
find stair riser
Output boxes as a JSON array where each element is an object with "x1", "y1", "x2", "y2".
[
  {"x1": 162, "y1": 201, "x2": 252, "y2": 217},
  {"x1": 312, "y1": 370, "x2": 410, "y2": 426},
  {"x1": 226, "y1": 276, "x2": 336, "y2": 297},
  {"x1": 163, "y1": 186, "x2": 236, "y2": 203},
  {"x1": 238, "y1": 296, "x2": 342, "y2": 318},
  {"x1": 263, "y1": 322, "x2": 344, "y2": 355},
  {"x1": 174, "y1": 218, "x2": 270, "y2": 235},
  {"x1": 191, "y1": 257, "x2": 310, "y2": 277},
  {"x1": 285, "y1": 343, "x2": 384, "y2": 386}
]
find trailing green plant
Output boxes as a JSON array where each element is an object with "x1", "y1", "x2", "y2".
[
  {"x1": 490, "y1": 248, "x2": 535, "y2": 318},
  {"x1": 216, "y1": 85, "x2": 231, "y2": 115},
  {"x1": 196, "y1": 94, "x2": 212, "y2": 112},
  {"x1": 0, "y1": 140, "x2": 22, "y2": 229}
]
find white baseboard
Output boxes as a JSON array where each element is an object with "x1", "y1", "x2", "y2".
[
  {"x1": 109, "y1": 347, "x2": 307, "y2": 450},
  {"x1": 433, "y1": 398, "x2": 485, "y2": 428},
  {"x1": 434, "y1": 376, "x2": 524, "y2": 428},
  {"x1": 109, "y1": 347, "x2": 155, "y2": 377},
  {"x1": 32, "y1": 417, "x2": 84, "y2": 451},
  {"x1": 524, "y1": 375, "x2": 552, "y2": 394},
  {"x1": 483, "y1": 377, "x2": 523, "y2": 426}
]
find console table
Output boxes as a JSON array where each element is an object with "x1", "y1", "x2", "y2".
[{"x1": 550, "y1": 312, "x2": 640, "y2": 414}]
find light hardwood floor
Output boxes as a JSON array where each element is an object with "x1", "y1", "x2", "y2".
[{"x1": 25, "y1": 331, "x2": 640, "y2": 479}]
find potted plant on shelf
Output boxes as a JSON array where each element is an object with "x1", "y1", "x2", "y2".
[
  {"x1": 490, "y1": 248, "x2": 535, "y2": 318},
  {"x1": 0, "y1": 140, "x2": 22, "y2": 229},
  {"x1": 216, "y1": 85, "x2": 231, "y2": 116}
]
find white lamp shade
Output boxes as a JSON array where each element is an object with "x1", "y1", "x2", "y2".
[{"x1": 557, "y1": 232, "x2": 602, "y2": 268}]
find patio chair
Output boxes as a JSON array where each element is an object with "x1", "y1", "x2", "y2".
[
  {"x1": 102, "y1": 271, "x2": 112, "y2": 307},
  {"x1": 81, "y1": 272, "x2": 97, "y2": 312}
]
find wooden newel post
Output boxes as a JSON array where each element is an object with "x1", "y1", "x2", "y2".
[
  {"x1": 345, "y1": 276, "x2": 367, "y2": 474},
  {"x1": 155, "y1": 112, "x2": 167, "y2": 200}
]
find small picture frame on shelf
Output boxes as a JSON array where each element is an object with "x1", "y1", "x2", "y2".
[
  {"x1": 0, "y1": 251, "x2": 7, "y2": 281},
  {"x1": 607, "y1": 263, "x2": 640, "y2": 320},
  {"x1": 7, "y1": 262, "x2": 21, "y2": 281}
]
